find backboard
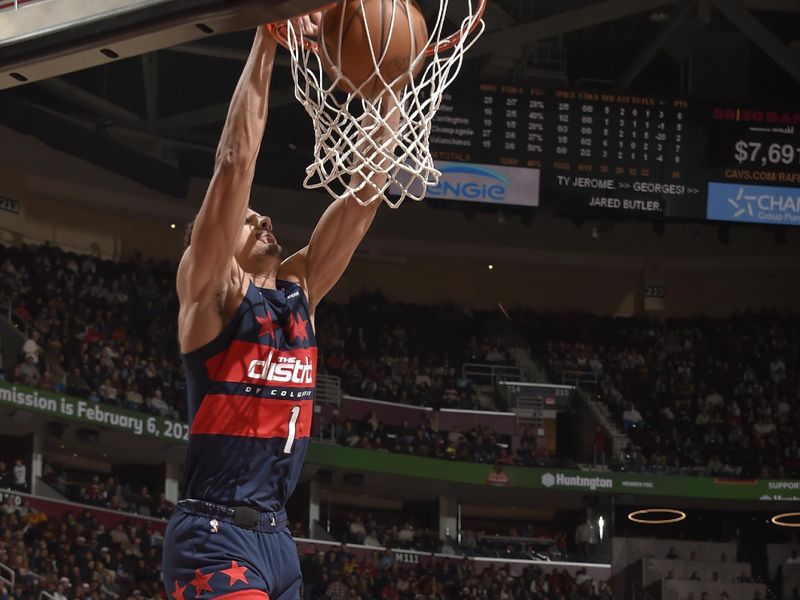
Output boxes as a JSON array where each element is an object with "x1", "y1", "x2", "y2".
[{"x1": 0, "y1": 0, "x2": 331, "y2": 90}]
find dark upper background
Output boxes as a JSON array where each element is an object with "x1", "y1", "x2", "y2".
[{"x1": 3, "y1": 0, "x2": 800, "y2": 201}]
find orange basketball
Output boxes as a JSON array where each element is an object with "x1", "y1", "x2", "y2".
[{"x1": 319, "y1": 0, "x2": 428, "y2": 100}]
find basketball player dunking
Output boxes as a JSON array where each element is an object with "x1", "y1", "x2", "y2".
[{"x1": 163, "y1": 21, "x2": 392, "y2": 600}]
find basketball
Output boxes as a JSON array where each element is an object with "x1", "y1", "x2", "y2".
[{"x1": 319, "y1": 0, "x2": 429, "y2": 100}]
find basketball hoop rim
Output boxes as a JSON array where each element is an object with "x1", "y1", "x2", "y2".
[{"x1": 265, "y1": 0, "x2": 487, "y2": 57}]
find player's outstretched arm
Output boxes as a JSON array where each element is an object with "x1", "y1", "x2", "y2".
[
  {"x1": 280, "y1": 101, "x2": 401, "y2": 314},
  {"x1": 177, "y1": 28, "x2": 277, "y2": 349}
]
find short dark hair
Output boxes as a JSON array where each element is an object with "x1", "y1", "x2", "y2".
[{"x1": 183, "y1": 217, "x2": 196, "y2": 250}]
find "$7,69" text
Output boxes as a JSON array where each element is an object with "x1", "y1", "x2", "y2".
[{"x1": 735, "y1": 141, "x2": 800, "y2": 167}]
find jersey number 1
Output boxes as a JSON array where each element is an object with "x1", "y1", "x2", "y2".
[{"x1": 283, "y1": 406, "x2": 301, "y2": 454}]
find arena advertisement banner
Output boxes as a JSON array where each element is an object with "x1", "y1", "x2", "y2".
[
  {"x1": 2, "y1": 382, "x2": 798, "y2": 502},
  {"x1": 426, "y1": 161, "x2": 540, "y2": 207},
  {"x1": 0, "y1": 381, "x2": 189, "y2": 442},
  {"x1": 305, "y1": 445, "x2": 800, "y2": 503},
  {"x1": 390, "y1": 160, "x2": 541, "y2": 207},
  {"x1": 707, "y1": 182, "x2": 800, "y2": 225}
]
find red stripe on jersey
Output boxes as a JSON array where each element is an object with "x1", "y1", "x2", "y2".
[
  {"x1": 191, "y1": 395, "x2": 313, "y2": 440},
  {"x1": 213, "y1": 591, "x2": 270, "y2": 600},
  {"x1": 205, "y1": 341, "x2": 317, "y2": 389}
]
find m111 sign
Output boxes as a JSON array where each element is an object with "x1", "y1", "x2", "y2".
[{"x1": 429, "y1": 82, "x2": 800, "y2": 225}]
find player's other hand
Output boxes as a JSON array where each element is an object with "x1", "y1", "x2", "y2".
[{"x1": 290, "y1": 11, "x2": 321, "y2": 37}]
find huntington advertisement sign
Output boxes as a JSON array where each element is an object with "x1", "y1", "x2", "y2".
[
  {"x1": 2, "y1": 382, "x2": 798, "y2": 502},
  {"x1": 305, "y1": 448, "x2": 800, "y2": 503}
]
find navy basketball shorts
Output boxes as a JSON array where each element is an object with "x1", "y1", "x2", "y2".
[{"x1": 163, "y1": 506, "x2": 301, "y2": 600}]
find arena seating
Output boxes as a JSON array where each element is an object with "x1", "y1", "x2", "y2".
[
  {"x1": 315, "y1": 289, "x2": 514, "y2": 410},
  {"x1": 520, "y1": 312, "x2": 800, "y2": 478},
  {"x1": 1, "y1": 243, "x2": 798, "y2": 477},
  {"x1": 298, "y1": 544, "x2": 610, "y2": 600},
  {"x1": 326, "y1": 411, "x2": 552, "y2": 468},
  {"x1": 614, "y1": 538, "x2": 768, "y2": 600},
  {"x1": 0, "y1": 244, "x2": 187, "y2": 421},
  {"x1": 330, "y1": 510, "x2": 569, "y2": 561},
  {"x1": 40, "y1": 461, "x2": 174, "y2": 519},
  {"x1": 0, "y1": 499, "x2": 611, "y2": 600},
  {"x1": 0, "y1": 244, "x2": 510, "y2": 417},
  {"x1": 0, "y1": 501, "x2": 165, "y2": 599}
]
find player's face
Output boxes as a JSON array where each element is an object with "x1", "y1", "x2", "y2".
[{"x1": 235, "y1": 209, "x2": 283, "y2": 268}]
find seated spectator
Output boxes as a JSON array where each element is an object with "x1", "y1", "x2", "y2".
[
  {"x1": 13, "y1": 459, "x2": 27, "y2": 491},
  {"x1": 325, "y1": 571, "x2": 349, "y2": 600},
  {"x1": 17, "y1": 355, "x2": 41, "y2": 387},
  {"x1": 147, "y1": 389, "x2": 170, "y2": 417},
  {"x1": 397, "y1": 522, "x2": 415, "y2": 546},
  {"x1": 364, "y1": 530, "x2": 381, "y2": 548},
  {"x1": 348, "y1": 515, "x2": 367, "y2": 544},
  {"x1": 575, "y1": 568, "x2": 592, "y2": 585},
  {"x1": 623, "y1": 403, "x2": 644, "y2": 431},
  {"x1": 22, "y1": 331, "x2": 42, "y2": 364}
]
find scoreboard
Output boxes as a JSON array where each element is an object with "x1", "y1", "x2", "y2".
[{"x1": 429, "y1": 82, "x2": 800, "y2": 225}]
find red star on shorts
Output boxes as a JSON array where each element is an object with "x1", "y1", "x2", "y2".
[
  {"x1": 190, "y1": 569, "x2": 214, "y2": 595},
  {"x1": 171, "y1": 581, "x2": 187, "y2": 600},
  {"x1": 255, "y1": 312, "x2": 279, "y2": 340},
  {"x1": 221, "y1": 560, "x2": 249, "y2": 586},
  {"x1": 285, "y1": 313, "x2": 309, "y2": 344}
]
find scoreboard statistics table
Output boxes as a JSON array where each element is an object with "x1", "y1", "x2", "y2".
[{"x1": 429, "y1": 81, "x2": 800, "y2": 226}]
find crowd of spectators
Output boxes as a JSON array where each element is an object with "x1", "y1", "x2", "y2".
[
  {"x1": 0, "y1": 244, "x2": 186, "y2": 421},
  {"x1": 315, "y1": 290, "x2": 514, "y2": 410},
  {"x1": 327, "y1": 411, "x2": 553, "y2": 468},
  {"x1": 301, "y1": 544, "x2": 610, "y2": 600},
  {"x1": 333, "y1": 512, "x2": 573, "y2": 563},
  {"x1": 1, "y1": 243, "x2": 799, "y2": 478},
  {"x1": 522, "y1": 312, "x2": 800, "y2": 478},
  {"x1": 1, "y1": 500, "x2": 164, "y2": 600},
  {"x1": 0, "y1": 500, "x2": 609, "y2": 600},
  {"x1": 337, "y1": 513, "x2": 440, "y2": 553},
  {"x1": 41, "y1": 462, "x2": 174, "y2": 520},
  {"x1": 0, "y1": 244, "x2": 512, "y2": 419}
]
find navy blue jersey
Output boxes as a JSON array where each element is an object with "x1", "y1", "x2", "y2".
[{"x1": 180, "y1": 280, "x2": 316, "y2": 512}]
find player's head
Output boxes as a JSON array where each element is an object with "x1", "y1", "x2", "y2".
[
  {"x1": 183, "y1": 207, "x2": 283, "y2": 272},
  {"x1": 235, "y1": 208, "x2": 284, "y2": 271}
]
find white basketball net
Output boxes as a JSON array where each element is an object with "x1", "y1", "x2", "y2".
[{"x1": 281, "y1": 0, "x2": 485, "y2": 208}]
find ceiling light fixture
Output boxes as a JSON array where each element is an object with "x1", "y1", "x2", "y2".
[
  {"x1": 771, "y1": 512, "x2": 800, "y2": 527},
  {"x1": 628, "y1": 508, "x2": 686, "y2": 524}
]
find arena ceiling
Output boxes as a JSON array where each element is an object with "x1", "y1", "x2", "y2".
[{"x1": 3, "y1": 0, "x2": 800, "y2": 197}]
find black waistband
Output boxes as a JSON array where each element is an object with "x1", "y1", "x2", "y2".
[{"x1": 177, "y1": 499, "x2": 288, "y2": 532}]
